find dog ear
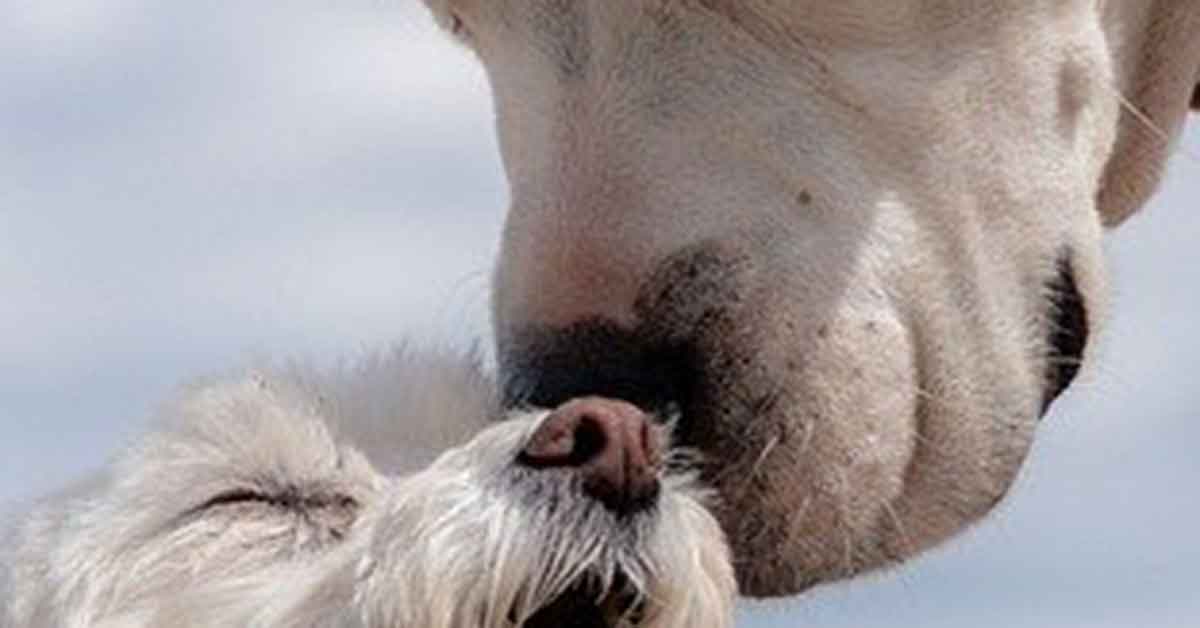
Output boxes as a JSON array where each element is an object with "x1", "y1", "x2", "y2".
[{"x1": 1097, "y1": 4, "x2": 1200, "y2": 227}]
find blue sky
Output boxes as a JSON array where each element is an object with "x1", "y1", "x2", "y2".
[{"x1": 2, "y1": 3, "x2": 1199, "y2": 626}]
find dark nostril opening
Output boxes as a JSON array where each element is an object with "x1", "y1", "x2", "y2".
[
  {"x1": 519, "y1": 411, "x2": 612, "y2": 469},
  {"x1": 569, "y1": 415, "x2": 608, "y2": 467},
  {"x1": 519, "y1": 397, "x2": 663, "y2": 516}
]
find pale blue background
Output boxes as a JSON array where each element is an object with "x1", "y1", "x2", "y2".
[{"x1": 2, "y1": 3, "x2": 1198, "y2": 626}]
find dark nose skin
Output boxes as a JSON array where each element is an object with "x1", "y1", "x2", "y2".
[
  {"x1": 498, "y1": 321, "x2": 699, "y2": 413},
  {"x1": 520, "y1": 397, "x2": 663, "y2": 515}
]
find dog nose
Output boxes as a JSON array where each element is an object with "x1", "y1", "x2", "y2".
[
  {"x1": 498, "y1": 322, "x2": 700, "y2": 413},
  {"x1": 520, "y1": 397, "x2": 663, "y2": 515}
]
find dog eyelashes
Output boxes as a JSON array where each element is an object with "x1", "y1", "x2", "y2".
[
  {"x1": 194, "y1": 487, "x2": 359, "y2": 514},
  {"x1": 196, "y1": 488, "x2": 272, "y2": 511}
]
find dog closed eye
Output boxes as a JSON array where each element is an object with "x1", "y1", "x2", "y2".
[{"x1": 190, "y1": 487, "x2": 359, "y2": 519}]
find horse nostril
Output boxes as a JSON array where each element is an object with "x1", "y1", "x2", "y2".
[{"x1": 520, "y1": 397, "x2": 663, "y2": 515}]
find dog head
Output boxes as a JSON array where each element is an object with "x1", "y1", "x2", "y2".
[
  {"x1": 1, "y1": 352, "x2": 733, "y2": 627},
  {"x1": 352, "y1": 397, "x2": 734, "y2": 628},
  {"x1": 420, "y1": 1, "x2": 1200, "y2": 595}
]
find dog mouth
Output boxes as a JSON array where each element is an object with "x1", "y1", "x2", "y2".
[{"x1": 522, "y1": 574, "x2": 643, "y2": 628}]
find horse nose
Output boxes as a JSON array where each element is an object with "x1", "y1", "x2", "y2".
[{"x1": 520, "y1": 397, "x2": 663, "y2": 515}]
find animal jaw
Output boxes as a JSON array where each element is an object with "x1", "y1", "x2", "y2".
[{"x1": 422, "y1": 0, "x2": 1200, "y2": 595}]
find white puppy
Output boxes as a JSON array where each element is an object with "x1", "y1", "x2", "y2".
[{"x1": 1, "y1": 349, "x2": 735, "y2": 627}]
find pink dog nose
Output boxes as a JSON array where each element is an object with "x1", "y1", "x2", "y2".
[{"x1": 520, "y1": 397, "x2": 663, "y2": 515}]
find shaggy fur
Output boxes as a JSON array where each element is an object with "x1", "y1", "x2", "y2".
[
  {"x1": 0, "y1": 349, "x2": 735, "y2": 627},
  {"x1": 3, "y1": 2, "x2": 1197, "y2": 621}
]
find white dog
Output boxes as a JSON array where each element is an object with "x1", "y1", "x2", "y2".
[
  {"x1": 3, "y1": 2, "x2": 1198, "y2": 623},
  {"x1": 424, "y1": 0, "x2": 1200, "y2": 595},
  {"x1": 1, "y1": 349, "x2": 735, "y2": 627}
]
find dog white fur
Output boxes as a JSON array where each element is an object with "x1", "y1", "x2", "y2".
[
  {"x1": 0, "y1": 349, "x2": 735, "y2": 627},
  {"x1": 3, "y1": 1, "x2": 1198, "y2": 622},
  {"x1": 425, "y1": 0, "x2": 1200, "y2": 595}
]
